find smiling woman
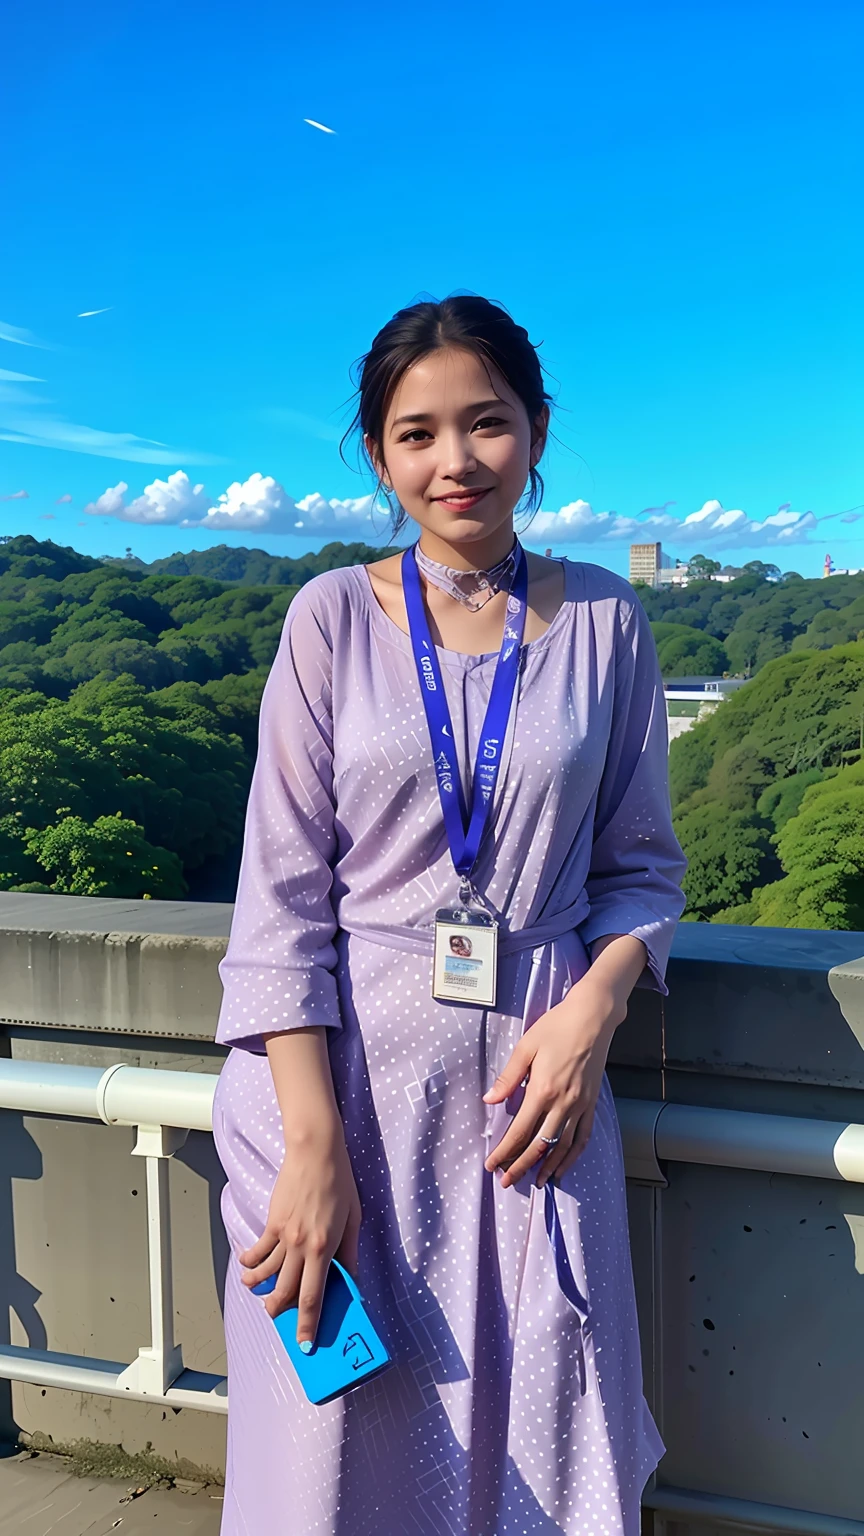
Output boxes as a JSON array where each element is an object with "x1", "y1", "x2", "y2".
[{"x1": 212, "y1": 293, "x2": 687, "y2": 1536}]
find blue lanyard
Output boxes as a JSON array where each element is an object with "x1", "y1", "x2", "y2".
[{"x1": 402, "y1": 542, "x2": 528, "y2": 893}]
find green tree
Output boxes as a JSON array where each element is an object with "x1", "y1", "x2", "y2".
[
  {"x1": 669, "y1": 716, "x2": 719, "y2": 808},
  {"x1": 0, "y1": 678, "x2": 250, "y2": 882},
  {"x1": 738, "y1": 765, "x2": 864, "y2": 929},
  {"x1": 756, "y1": 768, "x2": 824, "y2": 833},
  {"x1": 650, "y1": 622, "x2": 728, "y2": 677},
  {"x1": 673, "y1": 803, "x2": 779, "y2": 919},
  {"x1": 24, "y1": 814, "x2": 186, "y2": 899},
  {"x1": 687, "y1": 554, "x2": 722, "y2": 579},
  {"x1": 0, "y1": 814, "x2": 44, "y2": 887}
]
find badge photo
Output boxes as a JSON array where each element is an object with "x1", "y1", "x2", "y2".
[{"x1": 432, "y1": 908, "x2": 499, "y2": 1008}]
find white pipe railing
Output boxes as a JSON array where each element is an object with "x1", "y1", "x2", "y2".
[
  {"x1": 0, "y1": 1059, "x2": 216, "y2": 1132},
  {"x1": 616, "y1": 1099, "x2": 864, "y2": 1186},
  {"x1": 1, "y1": 1061, "x2": 863, "y2": 1417},
  {"x1": 0, "y1": 1060, "x2": 224, "y2": 1414}
]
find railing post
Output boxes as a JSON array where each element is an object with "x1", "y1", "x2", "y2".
[{"x1": 115, "y1": 1123, "x2": 188, "y2": 1396}]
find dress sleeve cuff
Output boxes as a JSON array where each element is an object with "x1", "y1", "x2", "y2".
[
  {"x1": 215, "y1": 962, "x2": 342, "y2": 1053},
  {"x1": 578, "y1": 906, "x2": 676, "y2": 997}
]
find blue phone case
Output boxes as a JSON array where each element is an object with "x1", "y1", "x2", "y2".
[{"x1": 251, "y1": 1260, "x2": 392, "y2": 1405}]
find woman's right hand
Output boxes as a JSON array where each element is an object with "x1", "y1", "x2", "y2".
[{"x1": 238, "y1": 1116, "x2": 362, "y2": 1349}]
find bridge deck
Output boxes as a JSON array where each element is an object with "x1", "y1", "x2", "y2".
[{"x1": 0, "y1": 1451, "x2": 223, "y2": 1534}]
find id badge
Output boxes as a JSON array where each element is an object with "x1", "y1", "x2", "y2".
[{"x1": 432, "y1": 907, "x2": 498, "y2": 1008}]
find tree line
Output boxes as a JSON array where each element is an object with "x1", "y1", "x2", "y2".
[
  {"x1": 635, "y1": 557, "x2": 864, "y2": 677},
  {"x1": 0, "y1": 535, "x2": 383, "y2": 900},
  {"x1": 2, "y1": 534, "x2": 863, "y2": 920}
]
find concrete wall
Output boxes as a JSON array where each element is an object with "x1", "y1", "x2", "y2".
[
  {"x1": 618, "y1": 925, "x2": 864, "y2": 1533},
  {"x1": 2, "y1": 895, "x2": 864, "y2": 1529},
  {"x1": 0, "y1": 895, "x2": 232, "y2": 1474}
]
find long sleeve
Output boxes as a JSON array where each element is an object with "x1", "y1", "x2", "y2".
[
  {"x1": 578, "y1": 588, "x2": 687, "y2": 994},
  {"x1": 215, "y1": 584, "x2": 341, "y2": 1052}
]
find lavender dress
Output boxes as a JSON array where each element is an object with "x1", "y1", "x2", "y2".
[{"x1": 212, "y1": 558, "x2": 686, "y2": 1536}]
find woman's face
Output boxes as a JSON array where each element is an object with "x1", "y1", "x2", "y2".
[{"x1": 368, "y1": 347, "x2": 547, "y2": 551}]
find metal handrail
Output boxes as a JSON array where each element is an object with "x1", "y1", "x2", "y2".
[
  {"x1": 0, "y1": 1059, "x2": 215, "y2": 1131},
  {"x1": 0, "y1": 1059, "x2": 224, "y2": 1413},
  {"x1": 1, "y1": 1061, "x2": 863, "y2": 1419}
]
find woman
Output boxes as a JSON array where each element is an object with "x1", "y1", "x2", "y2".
[{"x1": 212, "y1": 294, "x2": 686, "y2": 1535}]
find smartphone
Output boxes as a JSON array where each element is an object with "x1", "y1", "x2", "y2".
[{"x1": 251, "y1": 1259, "x2": 392, "y2": 1405}]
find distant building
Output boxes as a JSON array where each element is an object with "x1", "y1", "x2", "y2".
[
  {"x1": 630, "y1": 542, "x2": 663, "y2": 585},
  {"x1": 664, "y1": 676, "x2": 748, "y2": 698},
  {"x1": 630, "y1": 542, "x2": 689, "y2": 587},
  {"x1": 656, "y1": 563, "x2": 691, "y2": 587}
]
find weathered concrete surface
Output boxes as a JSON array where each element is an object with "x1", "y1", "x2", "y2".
[
  {"x1": 4, "y1": 896, "x2": 864, "y2": 1529},
  {"x1": 0, "y1": 894, "x2": 233, "y2": 938},
  {"x1": 661, "y1": 924, "x2": 864, "y2": 1091},
  {"x1": 0, "y1": 1450, "x2": 223, "y2": 1534},
  {"x1": 0, "y1": 893, "x2": 231, "y2": 1041},
  {"x1": 1, "y1": 1111, "x2": 229, "y2": 1471},
  {"x1": 0, "y1": 895, "x2": 230, "y2": 1469}
]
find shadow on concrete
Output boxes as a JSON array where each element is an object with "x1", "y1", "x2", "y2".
[{"x1": 0, "y1": 1111, "x2": 44, "y2": 1448}]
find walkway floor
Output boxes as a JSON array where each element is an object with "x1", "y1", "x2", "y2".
[{"x1": 0, "y1": 1450, "x2": 223, "y2": 1534}]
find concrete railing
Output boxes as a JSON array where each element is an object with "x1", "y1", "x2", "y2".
[
  {"x1": 3, "y1": 894, "x2": 864, "y2": 1532},
  {"x1": 3, "y1": 1054, "x2": 864, "y2": 1432},
  {"x1": 0, "y1": 1061, "x2": 225, "y2": 1414}
]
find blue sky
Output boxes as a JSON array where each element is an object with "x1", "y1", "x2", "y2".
[{"x1": 2, "y1": 0, "x2": 861, "y2": 576}]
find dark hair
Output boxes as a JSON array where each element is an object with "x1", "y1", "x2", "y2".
[{"x1": 341, "y1": 294, "x2": 554, "y2": 537}]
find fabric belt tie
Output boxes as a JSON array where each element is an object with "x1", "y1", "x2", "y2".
[{"x1": 339, "y1": 891, "x2": 590, "y2": 959}]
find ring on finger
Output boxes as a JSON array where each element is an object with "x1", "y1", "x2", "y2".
[{"x1": 536, "y1": 1130, "x2": 562, "y2": 1147}]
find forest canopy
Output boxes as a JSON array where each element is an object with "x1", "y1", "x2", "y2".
[
  {"x1": 1, "y1": 533, "x2": 863, "y2": 916},
  {"x1": 669, "y1": 641, "x2": 864, "y2": 928}
]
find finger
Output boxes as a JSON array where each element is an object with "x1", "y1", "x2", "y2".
[
  {"x1": 336, "y1": 1199, "x2": 362, "y2": 1280},
  {"x1": 296, "y1": 1255, "x2": 330, "y2": 1349},
  {"x1": 484, "y1": 1092, "x2": 546, "y2": 1173},
  {"x1": 500, "y1": 1108, "x2": 570, "y2": 1188},
  {"x1": 240, "y1": 1238, "x2": 286, "y2": 1287},
  {"x1": 239, "y1": 1227, "x2": 280, "y2": 1269},
  {"x1": 536, "y1": 1108, "x2": 582, "y2": 1188},
  {"x1": 265, "y1": 1250, "x2": 303, "y2": 1320},
  {"x1": 551, "y1": 1107, "x2": 596, "y2": 1182},
  {"x1": 482, "y1": 1040, "x2": 534, "y2": 1104}
]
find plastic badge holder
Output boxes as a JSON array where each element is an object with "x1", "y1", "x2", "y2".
[{"x1": 251, "y1": 1259, "x2": 392, "y2": 1405}]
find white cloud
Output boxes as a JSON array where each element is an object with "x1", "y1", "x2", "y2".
[
  {"x1": 0, "y1": 415, "x2": 220, "y2": 465},
  {"x1": 84, "y1": 471, "x2": 212, "y2": 524},
  {"x1": 194, "y1": 473, "x2": 297, "y2": 532},
  {"x1": 0, "y1": 368, "x2": 45, "y2": 383},
  {"x1": 0, "y1": 320, "x2": 48, "y2": 349},
  {"x1": 0, "y1": 329, "x2": 217, "y2": 465},
  {"x1": 0, "y1": 489, "x2": 28, "y2": 501},
  {"x1": 292, "y1": 492, "x2": 382, "y2": 536},
  {"x1": 83, "y1": 471, "x2": 383, "y2": 537},
  {"x1": 528, "y1": 497, "x2": 818, "y2": 550},
  {"x1": 195, "y1": 477, "x2": 379, "y2": 536},
  {"x1": 55, "y1": 493, "x2": 73, "y2": 504},
  {"x1": 77, "y1": 474, "x2": 822, "y2": 551}
]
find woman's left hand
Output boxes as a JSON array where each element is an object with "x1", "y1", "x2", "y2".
[{"x1": 483, "y1": 936, "x2": 647, "y2": 1189}]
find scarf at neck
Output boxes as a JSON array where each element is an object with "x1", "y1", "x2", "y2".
[{"x1": 414, "y1": 539, "x2": 520, "y2": 612}]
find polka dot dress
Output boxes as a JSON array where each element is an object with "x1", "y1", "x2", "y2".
[{"x1": 212, "y1": 559, "x2": 686, "y2": 1534}]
